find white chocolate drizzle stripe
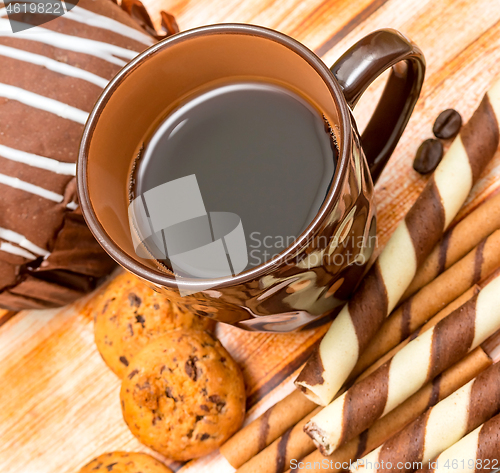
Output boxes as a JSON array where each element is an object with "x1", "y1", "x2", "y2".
[
  {"x1": 0, "y1": 226, "x2": 49, "y2": 256},
  {"x1": 0, "y1": 144, "x2": 76, "y2": 175},
  {"x1": 0, "y1": 4, "x2": 154, "y2": 46},
  {"x1": 64, "y1": 6, "x2": 154, "y2": 46},
  {"x1": 0, "y1": 82, "x2": 89, "y2": 124},
  {"x1": 0, "y1": 44, "x2": 108, "y2": 87},
  {"x1": 0, "y1": 19, "x2": 138, "y2": 66},
  {"x1": 0, "y1": 241, "x2": 37, "y2": 259},
  {"x1": 0, "y1": 172, "x2": 64, "y2": 203}
]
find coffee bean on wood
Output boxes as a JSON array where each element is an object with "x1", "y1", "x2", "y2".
[
  {"x1": 413, "y1": 139, "x2": 443, "y2": 174},
  {"x1": 433, "y1": 109, "x2": 463, "y2": 139}
]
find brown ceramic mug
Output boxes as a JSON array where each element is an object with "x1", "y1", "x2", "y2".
[{"x1": 78, "y1": 25, "x2": 425, "y2": 332}]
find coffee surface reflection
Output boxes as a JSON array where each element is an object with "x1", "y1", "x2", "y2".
[{"x1": 130, "y1": 81, "x2": 338, "y2": 274}]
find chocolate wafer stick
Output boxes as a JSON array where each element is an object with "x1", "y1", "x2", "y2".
[
  {"x1": 304, "y1": 274, "x2": 500, "y2": 455},
  {"x1": 351, "y1": 230, "x2": 500, "y2": 381},
  {"x1": 237, "y1": 291, "x2": 483, "y2": 473},
  {"x1": 403, "y1": 192, "x2": 500, "y2": 301},
  {"x1": 351, "y1": 361, "x2": 500, "y2": 473},
  {"x1": 416, "y1": 413, "x2": 500, "y2": 473},
  {"x1": 220, "y1": 390, "x2": 318, "y2": 468},
  {"x1": 296, "y1": 81, "x2": 500, "y2": 406},
  {"x1": 236, "y1": 406, "x2": 321, "y2": 473},
  {"x1": 286, "y1": 346, "x2": 494, "y2": 473}
]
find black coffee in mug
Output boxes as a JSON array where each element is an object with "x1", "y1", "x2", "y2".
[{"x1": 130, "y1": 80, "x2": 338, "y2": 272}]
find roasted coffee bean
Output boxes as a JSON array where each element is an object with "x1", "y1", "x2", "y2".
[
  {"x1": 433, "y1": 109, "x2": 462, "y2": 139},
  {"x1": 413, "y1": 139, "x2": 443, "y2": 174}
]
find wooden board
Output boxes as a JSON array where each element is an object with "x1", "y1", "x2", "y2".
[{"x1": 2, "y1": 0, "x2": 500, "y2": 471}]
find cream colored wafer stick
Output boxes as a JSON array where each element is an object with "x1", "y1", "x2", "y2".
[
  {"x1": 236, "y1": 290, "x2": 483, "y2": 473},
  {"x1": 351, "y1": 361, "x2": 500, "y2": 473},
  {"x1": 304, "y1": 274, "x2": 500, "y2": 455},
  {"x1": 356, "y1": 285, "x2": 480, "y2": 383},
  {"x1": 351, "y1": 230, "x2": 500, "y2": 381},
  {"x1": 296, "y1": 80, "x2": 500, "y2": 406},
  {"x1": 415, "y1": 413, "x2": 500, "y2": 473},
  {"x1": 403, "y1": 192, "x2": 500, "y2": 301},
  {"x1": 285, "y1": 346, "x2": 494, "y2": 473}
]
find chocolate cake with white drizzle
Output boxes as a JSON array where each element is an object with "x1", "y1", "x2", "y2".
[{"x1": 0, "y1": 0, "x2": 176, "y2": 309}]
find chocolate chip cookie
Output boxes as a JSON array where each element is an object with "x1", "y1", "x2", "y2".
[
  {"x1": 79, "y1": 451, "x2": 172, "y2": 473},
  {"x1": 93, "y1": 271, "x2": 214, "y2": 378},
  {"x1": 120, "y1": 330, "x2": 246, "y2": 461}
]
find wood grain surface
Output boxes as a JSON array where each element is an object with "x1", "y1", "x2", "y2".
[{"x1": 2, "y1": 0, "x2": 500, "y2": 472}]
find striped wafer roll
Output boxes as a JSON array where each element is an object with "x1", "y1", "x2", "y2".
[
  {"x1": 239, "y1": 295, "x2": 487, "y2": 473},
  {"x1": 296, "y1": 80, "x2": 500, "y2": 406},
  {"x1": 351, "y1": 361, "x2": 500, "y2": 473},
  {"x1": 220, "y1": 390, "x2": 318, "y2": 468},
  {"x1": 225, "y1": 284, "x2": 482, "y2": 469},
  {"x1": 351, "y1": 230, "x2": 500, "y2": 381},
  {"x1": 236, "y1": 406, "x2": 321, "y2": 473},
  {"x1": 304, "y1": 274, "x2": 500, "y2": 455},
  {"x1": 356, "y1": 286, "x2": 480, "y2": 383},
  {"x1": 286, "y1": 346, "x2": 494, "y2": 473},
  {"x1": 416, "y1": 413, "x2": 500, "y2": 473},
  {"x1": 403, "y1": 192, "x2": 500, "y2": 301}
]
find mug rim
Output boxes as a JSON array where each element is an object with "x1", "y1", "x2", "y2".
[{"x1": 77, "y1": 22, "x2": 354, "y2": 290}]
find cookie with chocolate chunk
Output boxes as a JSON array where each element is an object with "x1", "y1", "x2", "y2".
[
  {"x1": 93, "y1": 271, "x2": 214, "y2": 378},
  {"x1": 120, "y1": 330, "x2": 246, "y2": 461},
  {"x1": 79, "y1": 451, "x2": 172, "y2": 473}
]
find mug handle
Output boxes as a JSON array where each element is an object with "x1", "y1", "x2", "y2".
[{"x1": 330, "y1": 29, "x2": 426, "y2": 183}]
